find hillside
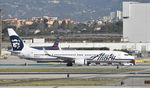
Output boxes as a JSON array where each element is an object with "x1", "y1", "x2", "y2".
[
  {"x1": 0, "y1": 0, "x2": 150, "y2": 22},
  {"x1": 0, "y1": 0, "x2": 122, "y2": 22}
]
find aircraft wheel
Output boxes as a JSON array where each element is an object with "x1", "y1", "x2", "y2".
[
  {"x1": 67, "y1": 62, "x2": 73, "y2": 66},
  {"x1": 87, "y1": 62, "x2": 90, "y2": 66}
]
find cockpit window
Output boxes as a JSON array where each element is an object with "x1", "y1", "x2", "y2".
[{"x1": 124, "y1": 54, "x2": 129, "y2": 56}]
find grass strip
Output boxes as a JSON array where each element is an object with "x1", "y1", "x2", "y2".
[{"x1": 0, "y1": 78, "x2": 123, "y2": 86}]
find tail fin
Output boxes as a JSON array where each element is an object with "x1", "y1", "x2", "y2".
[
  {"x1": 52, "y1": 36, "x2": 59, "y2": 50},
  {"x1": 7, "y1": 28, "x2": 24, "y2": 51}
]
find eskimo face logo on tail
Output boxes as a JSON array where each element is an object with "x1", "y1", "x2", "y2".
[{"x1": 10, "y1": 35, "x2": 24, "y2": 51}]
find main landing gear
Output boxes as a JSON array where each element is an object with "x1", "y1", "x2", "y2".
[
  {"x1": 66, "y1": 62, "x2": 73, "y2": 66},
  {"x1": 87, "y1": 62, "x2": 91, "y2": 66}
]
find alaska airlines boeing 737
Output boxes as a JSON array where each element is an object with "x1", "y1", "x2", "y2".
[{"x1": 8, "y1": 28, "x2": 135, "y2": 66}]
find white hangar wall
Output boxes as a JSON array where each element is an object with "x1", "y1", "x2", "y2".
[{"x1": 123, "y1": 2, "x2": 150, "y2": 42}]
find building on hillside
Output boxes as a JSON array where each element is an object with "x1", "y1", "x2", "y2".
[
  {"x1": 110, "y1": 12, "x2": 116, "y2": 21},
  {"x1": 3, "y1": 18, "x2": 25, "y2": 28},
  {"x1": 24, "y1": 20, "x2": 33, "y2": 25},
  {"x1": 47, "y1": 20, "x2": 55, "y2": 27},
  {"x1": 116, "y1": 10, "x2": 122, "y2": 20},
  {"x1": 58, "y1": 19, "x2": 63, "y2": 25}
]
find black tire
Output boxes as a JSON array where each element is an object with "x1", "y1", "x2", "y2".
[
  {"x1": 67, "y1": 62, "x2": 73, "y2": 66},
  {"x1": 87, "y1": 62, "x2": 90, "y2": 66}
]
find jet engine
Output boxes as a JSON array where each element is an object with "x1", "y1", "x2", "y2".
[{"x1": 75, "y1": 58, "x2": 87, "y2": 65}]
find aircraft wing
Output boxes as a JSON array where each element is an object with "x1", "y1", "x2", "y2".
[{"x1": 44, "y1": 50, "x2": 75, "y2": 61}]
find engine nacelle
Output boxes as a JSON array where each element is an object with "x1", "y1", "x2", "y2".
[{"x1": 75, "y1": 58, "x2": 87, "y2": 65}]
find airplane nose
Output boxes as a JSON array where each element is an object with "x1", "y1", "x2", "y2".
[{"x1": 130, "y1": 56, "x2": 135, "y2": 59}]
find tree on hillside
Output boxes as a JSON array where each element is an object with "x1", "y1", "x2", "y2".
[
  {"x1": 68, "y1": 21, "x2": 74, "y2": 31},
  {"x1": 61, "y1": 20, "x2": 67, "y2": 30},
  {"x1": 52, "y1": 20, "x2": 59, "y2": 30},
  {"x1": 43, "y1": 18, "x2": 48, "y2": 28},
  {"x1": 100, "y1": 21, "x2": 123, "y2": 34},
  {"x1": 29, "y1": 22, "x2": 40, "y2": 29}
]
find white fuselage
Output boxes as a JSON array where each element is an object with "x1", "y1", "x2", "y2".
[{"x1": 18, "y1": 47, "x2": 134, "y2": 63}]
